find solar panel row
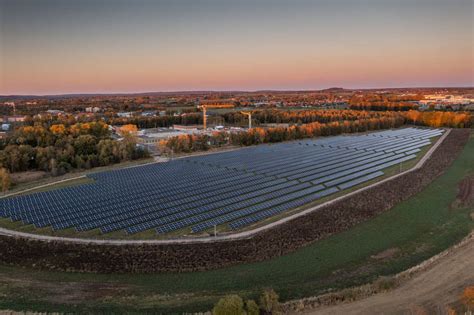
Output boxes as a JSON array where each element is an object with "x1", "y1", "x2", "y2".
[{"x1": 0, "y1": 127, "x2": 443, "y2": 235}]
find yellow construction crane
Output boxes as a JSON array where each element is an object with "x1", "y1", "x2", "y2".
[
  {"x1": 240, "y1": 111, "x2": 252, "y2": 129},
  {"x1": 197, "y1": 103, "x2": 234, "y2": 129}
]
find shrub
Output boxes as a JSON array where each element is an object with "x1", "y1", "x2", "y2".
[
  {"x1": 213, "y1": 295, "x2": 244, "y2": 315},
  {"x1": 246, "y1": 299, "x2": 260, "y2": 315},
  {"x1": 373, "y1": 276, "x2": 397, "y2": 292},
  {"x1": 259, "y1": 288, "x2": 280, "y2": 314}
]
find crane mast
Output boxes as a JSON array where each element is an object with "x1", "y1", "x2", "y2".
[
  {"x1": 240, "y1": 111, "x2": 252, "y2": 129},
  {"x1": 197, "y1": 103, "x2": 234, "y2": 129}
]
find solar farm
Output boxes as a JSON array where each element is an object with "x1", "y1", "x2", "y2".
[{"x1": 0, "y1": 127, "x2": 443, "y2": 237}]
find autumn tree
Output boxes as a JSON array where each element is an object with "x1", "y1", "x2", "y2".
[
  {"x1": 119, "y1": 124, "x2": 138, "y2": 136},
  {"x1": 50, "y1": 124, "x2": 66, "y2": 135},
  {"x1": 0, "y1": 168, "x2": 11, "y2": 192},
  {"x1": 461, "y1": 286, "x2": 474, "y2": 311}
]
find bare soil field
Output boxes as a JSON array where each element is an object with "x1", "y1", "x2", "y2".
[{"x1": 10, "y1": 171, "x2": 48, "y2": 184}]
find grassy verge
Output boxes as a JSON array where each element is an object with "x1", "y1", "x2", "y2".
[
  {"x1": 0, "y1": 132, "x2": 472, "y2": 313},
  {"x1": 11, "y1": 177, "x2": 95, "y2": 197},
  {"x1": 0, "y1": 158, "x2": 154, "y2": 197}
]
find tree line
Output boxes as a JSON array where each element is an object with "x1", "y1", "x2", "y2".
[
  {"x1": 221, "y1": 109, "x2": 400, "y2": 125},
  {"x1": 0, "y1": 122, "x2": 148, "y2": 175},
  {"x1": 106, "y1": 109, "x2": 404, "y2": 128},
  {"x1": 160, "y1": 110, "x2": 472, "y2": 154},
  {"x1": 348, "y1": 93, "x2": 422, "y2": 111},
  {"x1": 106, "y1": 113, "x2": 202, "y2": 128},
  {"x1": 403, "y1": 110, "x2": 472, "y2": 128},
  {"x1": 160, "y1": 116, "x2": 405, "y2": 154},
  {"x1": 349, "y1": 102, "x2": 418, "y2": 111}
]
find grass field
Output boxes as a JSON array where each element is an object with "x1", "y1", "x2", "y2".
[{"x1": 0, "y1": 132, "x2": 472, "y2": 313}]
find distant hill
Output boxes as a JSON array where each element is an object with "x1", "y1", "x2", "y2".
[{"x1": 1, "y1": 86, "x2": 473, "y2": 101}]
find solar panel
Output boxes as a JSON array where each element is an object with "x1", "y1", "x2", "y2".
[{"x1": 0, "y1": 127, "x2": 443, "y2": 234}]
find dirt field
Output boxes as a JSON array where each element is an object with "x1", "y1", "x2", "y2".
[{"x1": 309, "y1": 234, "x2": 474, "y2": 315}]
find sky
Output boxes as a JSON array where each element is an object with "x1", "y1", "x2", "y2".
[{"x1": 0, "y1": 0, "x2": 473, "y2": 95}]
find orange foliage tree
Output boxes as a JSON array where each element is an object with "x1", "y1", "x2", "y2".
[
  {"x1": 119, "y1": 124, "x2": 138, "y2": 135},
  {"x1": 462, "y1": 286, "x2": 474, "y2": 310},
  {"x1": 49, "y1": 124, "x2": 66, "y2": 135},
  {"x1": 403, "y1": 110, "x2": 472, "y2": 128}
]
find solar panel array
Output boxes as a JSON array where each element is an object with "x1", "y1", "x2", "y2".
[{"x1": 0, "y1": 127, "x2": 443, "y2": 236}]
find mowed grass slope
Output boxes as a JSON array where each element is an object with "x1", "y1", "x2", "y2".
[{"x1": 0, "y1": 133, "x2": 473, "y2": 313}]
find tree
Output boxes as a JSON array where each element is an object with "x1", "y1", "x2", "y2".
[
  {"x1": 461, "y1": 286, "x2": 474, "y2": 311},
  {"x1": 49, "y1": 158, "x2": 58, "y2": 176},
  {"x1": 119, "y1": 124, "x2": 138, "y2": 136},
  {"x1": 73, "y1": 135, "x2": 97, "y2": 156},
  {"x1": 35, "y1": 146, "x2": 55, "y2": 171},
  {"x1": 259, "y1": 289, "x2": 280, "y2": 315},
  {"x1": 0, "y1": 168, "x2": 11, "y2": 192},
  {"x1": 213, "y1": 295, "x2": 244, "y2": 315},
  {"x1": 50, "y1": 124, "x2": 66, "y2": 135}
]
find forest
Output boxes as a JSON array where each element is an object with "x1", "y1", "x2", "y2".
[{"x1": 0, "y1": 122, "x2": 148, "y2": 176}]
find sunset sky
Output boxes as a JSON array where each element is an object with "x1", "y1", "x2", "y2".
[{"x1": 0, "y1": 0, "x2": 473, "y2": 95}]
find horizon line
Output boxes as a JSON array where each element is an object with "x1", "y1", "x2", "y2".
[{"x1": 1, "y1": 85, "x2": 473, "y2": 98}]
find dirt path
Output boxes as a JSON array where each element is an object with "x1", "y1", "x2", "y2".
[{"x1": 309, "y1": 234, "x2": 474, "y2": 315}]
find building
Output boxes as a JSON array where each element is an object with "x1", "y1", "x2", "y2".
[
  {"x1": 117, "y1": 112, "x2": 133, "y2": 118},
  {"x1": 421, "y1": 95, "x2": 474, "y2": 105},
  {"x1": 141, "y1": 111, "x2": 157, "y2": 117},
  {"x1": 4, "y1": 115, "x2": 27, "y2": 123},
  {"x1": 172, "y1": 125, "x2": 200, "y2": 131},
  {"x1": 46, "y1": 109, "x2": 65, "y2": 115},
  {"x1": 85, "y1": 107, "x2": 101, "y2": 113}
]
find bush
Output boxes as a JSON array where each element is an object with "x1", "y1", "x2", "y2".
[
  {"x1": 246, "y1": 299, "x2": 260, "y2": 315},
  {"x1": 373, "y1": 276, "x2": 397, "y2": 292},
  {"x1": 213, "y1": 295, "x2": 244, "y2": 315},
  {"x1": 259, "y1": 288, "x2": 280, "y2": 314}
]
